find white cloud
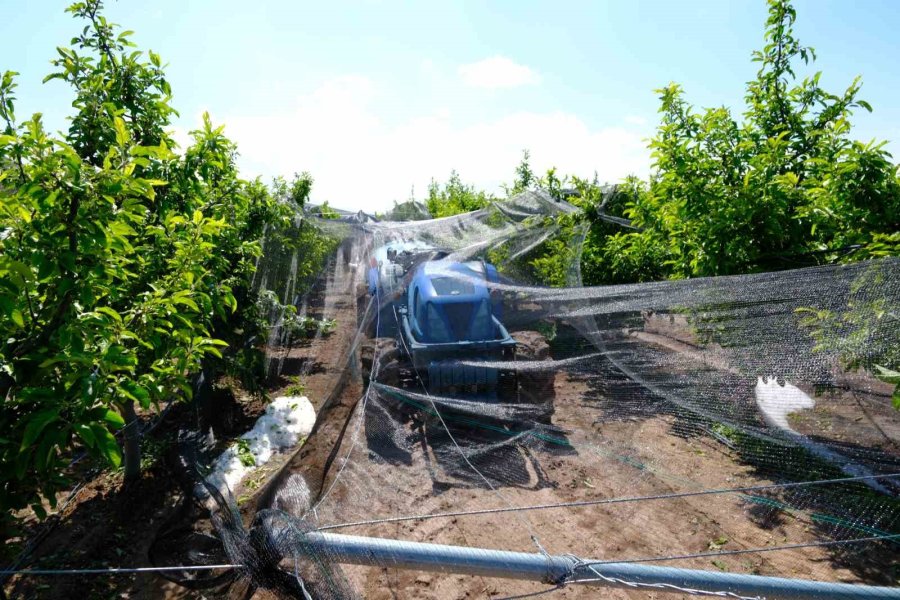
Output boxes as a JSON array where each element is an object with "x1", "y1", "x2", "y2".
[
  {"x1": 206, "y1": 76, "x2": 650, "y2": 212},
  {"x1": 168, "y1": 125, "x2": 191, "y2": 151},
  {"x1": 458, "y1": 56, "x2": 541, "y2": 89},
  {"x1": 624, "y1": 115, "x2": 648, "y2": 126}
]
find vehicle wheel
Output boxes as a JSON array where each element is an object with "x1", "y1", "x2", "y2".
[
  {"x1": 497, "y1": 368, "x2": 518, "y2": 402},
  {"x1": 513, "y1": 330, "x2": 555, "y2": 424},
  {"x1": 360, "y1": 336, "x2": 417, "y2": 464},
  {"x1": 359, "y1": 337, "x2": 400, "y2": 386}
]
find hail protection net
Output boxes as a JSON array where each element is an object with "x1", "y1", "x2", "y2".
[{"x1": 157, "y1": 191, "x2": 900, "y2": 599}]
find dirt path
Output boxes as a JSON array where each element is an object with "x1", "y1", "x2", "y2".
[{"x1": 316, "y1": 372, "x2": 890, "y2": 599}]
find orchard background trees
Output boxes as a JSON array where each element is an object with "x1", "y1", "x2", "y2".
[
  {"x1": 580, "y1": 0, "x2": 899, "y2": 283},
  {"x1": 420, "y1": 0, "x2": 900, "y2": 398},
  {"x1": 425, "y1": 170, "x2": 493, "y2": 218},
  {"x1": 423, "y1": 0, "x2": 899, "y2": 287}
]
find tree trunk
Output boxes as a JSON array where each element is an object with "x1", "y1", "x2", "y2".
[{"x1": 120, "y1": 400, "x2": 142, "y2": 484}]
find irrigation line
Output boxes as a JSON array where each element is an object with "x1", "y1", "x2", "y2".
[
  {"x1": 5, "y1": 535, "x2": 900, "y2": 581},
  {"x1": 316, "y1": 472, "x2": 900, "y2": 532},
  {"x1": 302, "y1": 530, "x2": 900, "y2": 599}
]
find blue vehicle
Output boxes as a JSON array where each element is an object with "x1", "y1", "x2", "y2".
[{"x1": 396, "y1": 260, "x2": 517, "y2": 394}]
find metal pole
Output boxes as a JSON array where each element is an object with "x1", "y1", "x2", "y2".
[{"x1": 300, "y1": 532, "x2": 900, "y2": 599}]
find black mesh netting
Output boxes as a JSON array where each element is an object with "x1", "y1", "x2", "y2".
[{"x1": 153, "y1": 190, "x2": 900, "y2": 598}]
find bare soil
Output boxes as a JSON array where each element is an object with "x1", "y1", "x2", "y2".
[{"x1": 318, "y1": 374, "x2": 898, "y2": 599}]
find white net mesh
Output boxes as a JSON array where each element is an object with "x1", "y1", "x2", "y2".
[{"x1": 156, "y1": 191, "x2": 899, "y2": 598}]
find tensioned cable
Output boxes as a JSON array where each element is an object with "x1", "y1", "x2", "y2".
[
  {"x1": 491, "y1": 564, "x2": 763, "y2": 600},
  {"x1": 580, "y1": 533, "x2": 900, "y2": 566},
  {"x1": 565, "y1": 558, "x2": 762, "y2": 600},
  {"x1": 0, "y1": 564, "x2": 241, "y2": 576},
  {"x1": 315, "y1": 472, "x2": 900, "y2": 531}
]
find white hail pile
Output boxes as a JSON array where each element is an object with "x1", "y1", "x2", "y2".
[
  {"x1": 753, "y1": 376, "x2": 816, "y2": 433},
  {"x1": 754, "y1": 376, "x2": 889, "y2": 493},
  {"x1": 209, "y1": 396, "x2": 316, "y2": 493}
]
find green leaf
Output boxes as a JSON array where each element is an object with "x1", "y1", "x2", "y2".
[
  {"x1": 171, "y1": 296, "x2": 199, "y2": 311},
  {"x1": 90, "y1": 425, "x2": 122, "y2": 468},
  {"x1": 11, "y1": 309, "x2": 25, "y2": 328},
  {"x1": 5, "y1": 260, "x2": 33, "y2": 284},
  {"x1": 36, "y1": 426, "x2": 67, "y2": 471},
  {"x1": 113, "y1": 116, "x2": 130, "y2": 147},
  {"x1": 15, "y1": 449, "x2": 32, "y2": 480},
  {"x1": 38, "y1": 356, "x2": 66, "y2": 368},
  {"x1": 31, "y1": 503, "x2": 47, "y2": 520},
  {"x1": 21, "y1": 409, "x2": 59, "y2": 451},
  {"x1": 75, "y1": 424, "x2": 96, "y2": 448},
  {"x1": 95, "y1": 306, "x2": 123, "y2": 323},
  {"x1": 224, "y1": 291, "x2": 237, "y2": 313},
  {"x1": 120, "y1": 381, "x2": 151, "y2": 408},
  {"x1": 103, "y1": 409, "x2": 126, "y2": 429},
  {"x1": 874, "y1": 365, "x2": 900, "y2": 385}
]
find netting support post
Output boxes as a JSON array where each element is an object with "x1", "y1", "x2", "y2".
[{"x1": 299, "y1": 532, "x2": 900, "y2": 599}]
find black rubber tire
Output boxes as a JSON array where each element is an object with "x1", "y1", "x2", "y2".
[
  {"x1": 359, "y1": 337, "x2": 400, "y2": 386},
  {"x1": 513, "y1": 330, "x2": 555, "y2": 424}
]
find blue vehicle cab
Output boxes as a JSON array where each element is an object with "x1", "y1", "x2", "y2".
[{"x1": 398, "y1": 260, "x2": 516, "y2": 392}]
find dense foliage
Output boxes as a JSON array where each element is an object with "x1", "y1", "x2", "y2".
[
  {"x1": 503, "y1": 149, "x2": 537, "y2": 196},
  {"x1": 425, "y1": 170, "x2": 493, "y2": 218},
  {"x1": 575, "y1": 0, "x2": 900, "y2": 399},
  {"x1": 0, "y1": 0, "x2": 331, "y2": 538},
  {"x1": 385, "y1": 199, "x2": 431, "y2": 221}
]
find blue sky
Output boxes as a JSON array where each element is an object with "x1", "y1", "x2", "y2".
[{"x1": 4, "y1": 0, "x2": 900, "y2": 211}]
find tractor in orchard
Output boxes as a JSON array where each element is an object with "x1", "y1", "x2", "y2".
[{"x1": 358, "y1": 242, "x2": 554, "y2": 411}]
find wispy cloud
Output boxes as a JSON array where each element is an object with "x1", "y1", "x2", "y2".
[{"x1": 457, "y1": 56, "x2": 541, "y2": 89}]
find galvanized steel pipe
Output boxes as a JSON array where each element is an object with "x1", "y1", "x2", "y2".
[{"x1": 300, "y1": 532, "x2": 900, "y2": 599}]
